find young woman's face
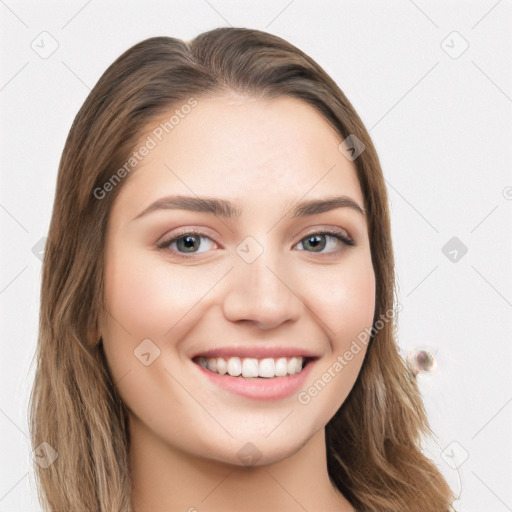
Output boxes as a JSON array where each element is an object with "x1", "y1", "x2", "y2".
[{"x1": 100, "y1": 95, "x2": 376, "y2": 466}]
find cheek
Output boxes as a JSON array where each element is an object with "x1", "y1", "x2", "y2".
[
  {"x1": 100, "y1": 247, "x2": 207, "y2": 420},
  {"x1": 101, "y1": 245, "x2": 235, "y2": 393},
  {"x1": 100, "y1": 246, "x2": 194, "y2": 385},
  {"x1": 103, "y1": 248, "x2": 209, "y2": 338},
  {"x1": 306, "y1": 255, "x2": 376, "y2": 344},
  {"x1": 296, "y1": 258, "x2": 375, "y2": 423}
]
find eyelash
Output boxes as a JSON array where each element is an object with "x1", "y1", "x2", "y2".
[{"x1": 156, "y1": 228, "x2": 355, "y2": 260}]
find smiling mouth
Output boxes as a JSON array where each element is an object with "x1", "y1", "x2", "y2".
[{"x1": 192, "y1": 355, "x2": 316, "y2": 379}]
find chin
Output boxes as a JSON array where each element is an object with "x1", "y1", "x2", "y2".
[{"x1": 200, "y1": 434, "x2": 309, "y2": 469}]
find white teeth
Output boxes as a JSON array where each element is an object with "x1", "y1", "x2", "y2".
[
  {"x1": 287, "y1": 357, "x2": 299, "y2": 375},
  {"x1": 274, "y1": 357, "x2": 288, "y2": 377},
  {"x1": 206, "y1": 358, "x2": 217, "y2": 372},
  {"x1": 242, "y1": 358, "x2": 259, "y2": 378},
  {"x1": 227, "y1": 357, "x2": 242, "y2": 377},
  {"x1": 216, "y1": 357, "x2": 227, "y2": 375},
  {"x1": 258, "y1": 358, "x2": 274, "y2": 378},
  {"x1": 197, "y1": 355, "x2": 305, "y2": 378}
]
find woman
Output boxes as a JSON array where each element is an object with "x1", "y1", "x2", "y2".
[{"x1": 29, "y1": 27, "x2": 455, "y2": 511}]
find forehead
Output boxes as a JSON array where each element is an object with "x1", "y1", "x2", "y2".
[{"x1": 111, "y1": 95, "x2": 364, "y2": 222}]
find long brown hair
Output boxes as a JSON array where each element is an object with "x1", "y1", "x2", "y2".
[{"x1": 29, "y1": 27, "x2": 455, "y2": 511}]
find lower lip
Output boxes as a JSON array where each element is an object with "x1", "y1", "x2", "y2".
[{"x1": 193, "y1": 359, "x2": 317, "y2": 401}]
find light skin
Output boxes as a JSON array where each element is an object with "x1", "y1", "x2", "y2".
[{"x1": 99, "y1": 94, "x2": 376, "y2": 511}]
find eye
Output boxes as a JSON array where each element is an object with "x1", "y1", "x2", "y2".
[
  {"x1": 156, "y1": 227, "x2": 355, "y2": 259},
  {"x1": 294, "y1": 229, "x2": 355, "y2": 256},
  {"x1": 156, "y1": 230, "x2": 217, "y2": 258}
]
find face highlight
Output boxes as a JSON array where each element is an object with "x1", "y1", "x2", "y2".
[{"x1": 99, "y1": 95, "x2": 376, "y2": 467}]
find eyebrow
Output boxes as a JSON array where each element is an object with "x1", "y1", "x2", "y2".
[{"x1": 131, "y1": 194, "x2": 366, "y2": 221}]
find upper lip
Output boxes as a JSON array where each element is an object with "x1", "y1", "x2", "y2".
[{"x1": 191, "y1": 345, "x2": 321, "y2": 360}]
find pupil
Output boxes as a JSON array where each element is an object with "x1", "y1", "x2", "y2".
[
  {"x1": 180, "y1": 235, "x2": 199, "y2": 252},
  {"x1": 306, "y1": 234, "x2": 325, "y2": 252}
]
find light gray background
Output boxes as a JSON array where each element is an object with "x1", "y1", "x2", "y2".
[{"x1": 1, "y1": 1, "x2": 511, "y2": 511}]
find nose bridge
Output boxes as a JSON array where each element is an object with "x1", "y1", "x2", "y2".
[{"x1": 222, "y1": 235, "x2": 302, "y2": 328}]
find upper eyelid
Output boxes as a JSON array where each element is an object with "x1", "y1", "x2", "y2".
[
  {"x1": 158, "y1": 226, "x2": 352, "y2": 244},
  {"x1": 156, "y1": 226, "x2": 216, "y2": 244}
]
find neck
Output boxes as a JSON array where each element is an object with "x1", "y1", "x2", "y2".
[{"x1": 128, "y1": 415, "x2": 353, "y2": 512}]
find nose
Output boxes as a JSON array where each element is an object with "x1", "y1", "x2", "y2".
[{"x1": 222, "y1": 249, "x2": 303, "y2": 330}]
